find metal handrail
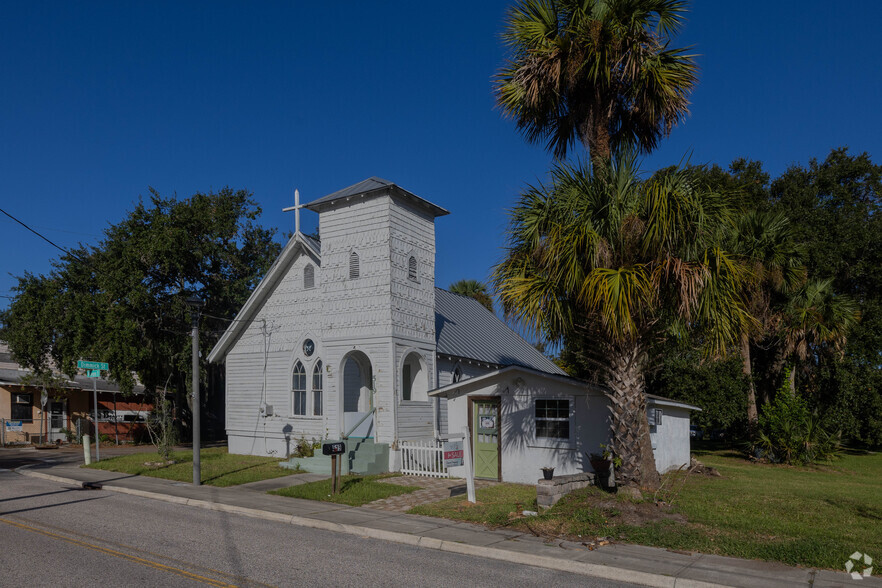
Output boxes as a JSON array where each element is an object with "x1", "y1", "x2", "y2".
[{"x1": 342, "y1": 407, "x2": 376, "y2": 440}]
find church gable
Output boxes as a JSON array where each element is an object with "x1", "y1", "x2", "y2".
[{"x1": 208, "y1": 233, "x2": 320, "y2": 362}]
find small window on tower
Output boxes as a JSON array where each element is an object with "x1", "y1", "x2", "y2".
[
  {"x1": 408, "y1": 256, "x2": 418, "y2": 282},
  {"x1": 349, "y1": 251, "x2": 360, "y2": 279},
  {"x1": 304, "y1": 264, "x2": 315, "y2": 289}
]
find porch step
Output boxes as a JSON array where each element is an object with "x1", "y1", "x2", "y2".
[
  {"x1": 279, "y1": 438, "x2": 390, "y2": 476},
  {"x1": 347, "y1": 438, "x2": 389, "y2": 475},
  {"x1": 280, "y1": 454, "x2": 334, "y2": 474}
]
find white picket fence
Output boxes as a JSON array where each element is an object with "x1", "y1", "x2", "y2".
[{"x1": 399, "y1": 439, "x2": 449, "y2": 478}]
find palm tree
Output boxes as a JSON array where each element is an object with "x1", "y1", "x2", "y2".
[
  {"x1": 494, "y1": 0, "x2": 698, "y2": 164},
  {"x1": 449, "y1": 279, "x2": 494, "y2": 312},
  {"x1": 731, "y1": 210, "x2": 805, "y2": 425},
  {"x1": 780, "y1": 279, "x2": 860, "y2": 395},
  {"x1": 494, "y1": 153, "x2": 752, "y2": 490}
]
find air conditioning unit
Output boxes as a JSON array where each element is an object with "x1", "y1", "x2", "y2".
[
  {"x1": 14, "y1": 394, "x2": 30, "y2": 404},
  {"x1": 259, "y1": 403, "x2": 273, "y2": 417}
]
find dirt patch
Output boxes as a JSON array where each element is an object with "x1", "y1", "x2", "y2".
[
  {"x1": 143, "y1": 460, "x2": 177, "y2": 468},
  {"x1": 500, "y1": 486, "x2": 688, "y2": 544}
]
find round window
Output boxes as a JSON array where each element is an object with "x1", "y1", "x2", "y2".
[{"x1": 303, "y1": 339, "x2": 315, "y2": 357}]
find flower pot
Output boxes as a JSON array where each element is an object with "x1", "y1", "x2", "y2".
[
  {"x1": 590, "y1": 459, "x2": 611, "y2": 473},
  {"x1": 541, "y1": 468, "x2": 554, "y2": 480}
]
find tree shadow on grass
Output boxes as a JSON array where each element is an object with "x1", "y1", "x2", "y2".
[
  {"x1": 339, "y1": 477, "x2": 367, "y2": 493},
  {"x1": 822, "y1": 498, "x2": 882, "y2": 521},
  {"x1": 202, "y1": 462, "x2": 279, "y2": 485}
]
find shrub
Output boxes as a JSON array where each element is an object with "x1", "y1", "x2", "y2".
[
  {"x1": 293, "y1": 437, "x2": 316, "y2": 458},
  {"x1": 752, "y1": 370, "x2": 841, "y2": 465}
]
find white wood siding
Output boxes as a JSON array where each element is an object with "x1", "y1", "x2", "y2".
[{"x1": 436, "y1": 357, "x2": 494, "y2": 436}]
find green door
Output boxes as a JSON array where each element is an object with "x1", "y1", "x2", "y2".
[{"x1": 473, "y1": 399, "x2": 500, "y2": 480}]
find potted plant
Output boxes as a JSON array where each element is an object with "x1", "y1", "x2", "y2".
[
  {"x1": 541, "y1": 466, "x2": 555, "y2": 480},
  {"x1": 589, "y1": 444, "x2": 622, "y2": 473}
]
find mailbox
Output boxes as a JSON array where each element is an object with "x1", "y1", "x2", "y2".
[{"x1": 322, "y1": 442, "x2": 345, "y2": 456}]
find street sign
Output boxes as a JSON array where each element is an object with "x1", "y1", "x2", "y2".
[
  {"x1": 87, "y1": 369, "x2": 100, "y2": 378},
  {"x1": 442, "y1": 440, "x2": 464, "y2": 468},
  {"x1": 322, "y1": 442, "x2": 345, "y2": 456},
  {"x1": 78, "y1": 360, "x2": 109, "y2": 371}
]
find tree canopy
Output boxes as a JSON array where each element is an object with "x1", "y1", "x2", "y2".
[
  {"x1": 494, "y1": 153, "x2": 752, "y2": 488},
  {"x1": 449, "y1": 279, "x2": 494, "y2": 312},
  {"x1": 1, "y1": 188, "x2": 280, "y2": 403},
  {"x1": 495, "y1": 0, "x2": 697, "y2": 163},
  {"x1": 646, "y1": 149, "x2": 880, "y2": 447}
]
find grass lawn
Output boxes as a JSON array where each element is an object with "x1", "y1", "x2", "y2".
[
  {"x1": 85, "y1": 447, "x2": 298, "y2": 487},
  {"x1": 409, "y1": 449, "x2": 882, "y2": 570},
  {"x1": 269, "y1": 474, "x2": 417, "y2": 507}
]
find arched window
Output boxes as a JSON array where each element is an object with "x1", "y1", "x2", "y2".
[
  {"x1": 292, "y1": 361, "x2": 306, "y2": 416},
  {"x1": 303, "y1": 264, "x2": 315, "y2": 289},
  {"x1": 453, "y1": 365, "x2": 462, "y2": 383},
  {"x1": 312, "y1": 360, "x2": 323, "y2": 417},
  {"x1": 407, "y1": 255, "x2": 418, "y2": 282},
  {"x1": 402, "y1": 351, "x2": 429, "y2": 402},
  {"x1": 349, "y1": 251, "x2": 360, "y2": 279}
]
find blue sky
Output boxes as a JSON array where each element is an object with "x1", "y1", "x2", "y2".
[{"x1": 2, "y1": 1, "x2": 881, "y2": 311}]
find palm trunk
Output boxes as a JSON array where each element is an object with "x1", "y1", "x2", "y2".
[
  {"x1": 581, "y1": 98, "x2": 611, "y2": 170},
  {"x1": 741, "y1": 333, "x2": 758, "y2": 426},
  {"x1": 788, "y1": 364, "x2": 796, "y2": 396},
  {"x1": 604, "y1": 342, "x2": 660, "y2": 491}
]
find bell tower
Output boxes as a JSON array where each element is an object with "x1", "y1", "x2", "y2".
[{"x1": 305, "y1": 177, "x2": 448, "y2": 445}]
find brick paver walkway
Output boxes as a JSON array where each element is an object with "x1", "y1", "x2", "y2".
[{"x1": 364, "y1": 475, "x2": 498, "y2": 512}]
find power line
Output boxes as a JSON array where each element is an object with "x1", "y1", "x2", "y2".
[
  {"x1": 1, "y1": 206, "x2": 249, "y2": 327},
  {"x1": 0, "y1": 206, "x2": 83, "y2": 260},
  {"x1": 201, "y1": 311, "x2": 251, "y2": 324}
]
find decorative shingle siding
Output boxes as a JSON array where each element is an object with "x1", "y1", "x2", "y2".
[{"x1": 319, "y1": 197, "x2": 394, "y2": 339}]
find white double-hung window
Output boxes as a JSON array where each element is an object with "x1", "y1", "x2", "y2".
[{"x1": 535, "y1": 398, "x2": 571, "y2": 442}]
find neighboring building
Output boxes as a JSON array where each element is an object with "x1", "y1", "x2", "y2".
[
  {"x1": 209, "y1": 177, "x2": 699, "y2": 483},
  {"x1": 0, "y1": 342, "x2": 151, "y2": 445}
]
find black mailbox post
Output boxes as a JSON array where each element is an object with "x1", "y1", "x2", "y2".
[
  {"x1": 322, "y1": 442, "x2": 345, "y2": 456},
  {"x1": 322, "y1": 442, "x2": 345, "y2": 494}
]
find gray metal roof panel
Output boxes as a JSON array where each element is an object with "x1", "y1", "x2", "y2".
[
  {"x1": 0, "y1": 368, "x2": 145, "y2": 394},
  {"x1": 305, "y1": 177, "x2": 449, "y2": 217},
  {"x1": 434, "y1": 288, "x2": 565, "y2": 375}
]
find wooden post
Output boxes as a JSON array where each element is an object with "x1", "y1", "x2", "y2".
[
  {"x1": 331, "y1": 455, "x2": 338, "y2": 495},
  {"x1": 462, "y1": 427, "x2": 476, "y2": 503}
]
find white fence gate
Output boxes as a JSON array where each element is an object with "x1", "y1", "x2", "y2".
[{"x1": 399, "y1": 439, "x2": 449, "y2": 478}]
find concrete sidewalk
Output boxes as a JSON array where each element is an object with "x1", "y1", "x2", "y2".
[{"x1": 12, "y1": 459, "x2": 878, "y2": 588}]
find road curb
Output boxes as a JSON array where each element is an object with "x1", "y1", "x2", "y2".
[{"x1": 14, "y1": 467, "x2": 726, "y2": 588}]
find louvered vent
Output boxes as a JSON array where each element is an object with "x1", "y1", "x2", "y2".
[
  {"x1": 349, "y1": 251, "x2": 360, "y2": 279},
  {"x1": 304, "y1": 264, "x2": 314, "y2": 289},
  {"x1": 408, "y1": 256, "x2": 417, "y2": 281}
]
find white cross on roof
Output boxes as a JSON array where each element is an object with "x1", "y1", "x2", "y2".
[{"x1": 282, "y1": 188, "x2": 303, "y2": 234}]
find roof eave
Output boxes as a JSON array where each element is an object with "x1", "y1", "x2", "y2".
[
  {"x1": 429, "y1": 364, "x2": 605, "y2": 399},
  {"x1": 305, "y1": 185, "x2": 449, "y2": 218}
]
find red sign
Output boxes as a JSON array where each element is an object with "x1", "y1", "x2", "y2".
[{"x1": 443, "y1": 440, "x2": 464, "y2": 467}]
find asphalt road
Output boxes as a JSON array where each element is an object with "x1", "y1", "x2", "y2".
[{"x1": 0, "y1": 466, "x2": 640, "y2": 587}]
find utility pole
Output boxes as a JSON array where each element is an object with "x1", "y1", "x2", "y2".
[{"x1": 186, "y1": 294, "x2": 204, "y2": 486}]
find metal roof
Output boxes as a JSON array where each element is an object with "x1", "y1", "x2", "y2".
[
  {"x1": 434, "y1": 288, "x2": 565, "y2": 375},
  {"x1": 0, "y1": 368, "x2": 146, "y2": 395},
  {"x1": 646, "y1": 394, "x2": 702, "y2": 412},
  {"x1": 305, "y1": 177, "x2": 449, "y2": 218}
]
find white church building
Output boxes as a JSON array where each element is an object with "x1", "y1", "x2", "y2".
[{"x1": 208, "y1": 177, "x2": 698, "y2": 484}]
